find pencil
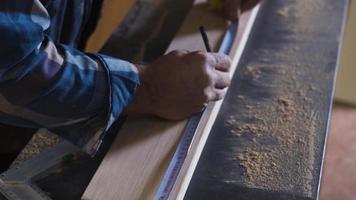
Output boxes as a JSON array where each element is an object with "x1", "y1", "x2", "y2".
[{"x1": 199, "y1": 26, "x2": 212, "y2": 52}]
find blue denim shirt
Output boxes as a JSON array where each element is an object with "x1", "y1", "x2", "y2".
[{"x1": 0, "y1": 0, "x2": 139, "y2": 155}]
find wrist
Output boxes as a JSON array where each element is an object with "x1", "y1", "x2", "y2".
[{"x1": 124, "y1": 64, "x2": 155, "y2": 115}]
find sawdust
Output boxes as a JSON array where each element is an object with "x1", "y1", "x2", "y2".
[
  {"x1": 277, "y1": 7, "x2": 289, "y2": 17},
  {"x1": 14, "y1": 129, "x2": 61, "y2": 162},
  {"x1": 227, "y1": 83, "x2": 318, "y2": 197},
  {"x1": 244, "y1": 65, "x2": 262, "y2": 80},
  {"x1": 226, "y1": 55, "x2": 318, "y2": 197},
  {"x1": 278, "y1": 0, "x2": 325, "y2": 34},
  {"x1": 221, "y1": 0, "x2": 336, "y2": 197}
]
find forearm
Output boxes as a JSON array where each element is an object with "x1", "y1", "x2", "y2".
[{"x1": 0, "y1": 0, "x2": 139, "y2": 154}]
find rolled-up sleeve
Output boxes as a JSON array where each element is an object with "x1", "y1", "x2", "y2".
[{"x1": 0, "y1": 0, "x2": 139, "y2": 154}]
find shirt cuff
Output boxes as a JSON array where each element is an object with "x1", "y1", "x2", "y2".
[
  {"x1": 51, "y1": 54, "x2": 139, "y2": 156},
  {"x1": 87, "y1": 54, "x2": 140, "y2": 155}
]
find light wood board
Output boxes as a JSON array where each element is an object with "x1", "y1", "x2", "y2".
[
  {"x1": 334, "y1": 0, "x2": 356, "y2": 105},
  {"x1": 169, "y1": 6, "x2": 260, "y2": 200},
  {"x1": 85, "y1": 0, "x2": 135, "y2": 52},
  {"x1": 82, "y1": 2, "x2": 259, "y2": 200}
]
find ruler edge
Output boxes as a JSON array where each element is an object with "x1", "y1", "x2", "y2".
[{"x1": 169, "y1": 5, "x2": 261, "y2": 200}]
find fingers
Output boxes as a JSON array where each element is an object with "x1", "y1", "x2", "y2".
[
  {"x1": 212, "y1": 89, "x2": 226, "y2": 101},
  {"x1": 184, "y1": 51, "x2": 231, "y2": 103},
  {"x1": 205, "y1": 88, "x2": 227, "y2": 102},
  {"x1": 206, "y1": 52, "x2": 231, "y2": 89},
  {"x1": 187, "y1": 51, "x2": 231, "y2": 72},
  {"x1": 214, "y1": 70, "x2": 231, "y2": 89},
  {"x1": 204, "y1": 70, "x2": 230, "y2": 103},
  {"x1": 207, "y1": 53, "x2": 231, "y2": 72},
  {"x1": 188, "y1": 51, "x2": 231, "y2": 89}
]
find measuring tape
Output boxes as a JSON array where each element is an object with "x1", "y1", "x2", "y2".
[{"x1": 155, "y1": 22, "x2": 238, "y2": 200}]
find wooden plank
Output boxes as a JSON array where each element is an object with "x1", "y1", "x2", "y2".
[
  {"x1": 169, "y1": 6, "x2": 260, "y2": 200},
  {"x1": 334, "y1": 0, "x2": 356, "y2": 105},
  {"x1": 82, "y1": 117, "x2": 186, "y2": 200},
  {"x1": 85, "y1": 0, "x2": 135, "y2": 52},
  {"x1": 82, "y1": 1, "x2": 258, "y2": 200}
]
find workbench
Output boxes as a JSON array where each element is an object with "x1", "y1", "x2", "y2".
[
  {"x1": 185, "y1": 0, "x2": 348, "y2": 199},
  {"x1": 0, "y1": 0, "x2": 348, "y2": 199}
]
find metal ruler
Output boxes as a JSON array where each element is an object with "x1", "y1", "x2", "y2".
[{"x1": 155, "y1": 22, "x2": 239, "y2": 200}]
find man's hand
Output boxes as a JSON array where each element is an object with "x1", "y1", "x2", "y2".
[
  {"x1": 126, "y1": 50, "x2": 231, "y2": 120},
  {"x1": 223, "y1": 0, "x2": 260, "y2": 20}
]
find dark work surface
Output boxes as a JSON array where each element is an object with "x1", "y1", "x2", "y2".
[{"x1": 184, "y1": 0, "x2": 348, "y2": 200}]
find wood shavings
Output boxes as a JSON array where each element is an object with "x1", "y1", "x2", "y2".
[
  {"x1": 244, "y1": 66, "x2": 262, "y2": 80},
  {"x1": 14, "y1": 129, "x2": 61, "y2": 162},
  {"x1": 217, "y1": 0, "x2": 337, "y2": 199},
  {"x1": 224, "y1": 30, "x2": 322, "y2": 197},
  {"x1": 277, "y1": 7, "x2": 289, "y2": 17}
]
